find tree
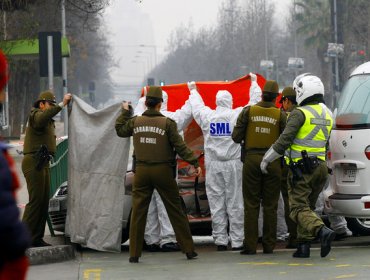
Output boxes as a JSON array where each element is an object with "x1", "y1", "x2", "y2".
[
  {"x1": 1, "y1": 0, "x2": 110, "y2": 12},
  {"x1": 294, "y1": 0, "x2": 332, "y2": 104},
  {"x1": 1, "y1": 0, "x2": 114, "y2": 138},
  {"x1": 155, "y1": 0, "x2": 277, "y2": 84},
  {"x1": 0, "y1": 0, "x2": 37, "y2": 11},
  {"x1": 341, "y1": 0, "x2": 370, "y2": 75}
]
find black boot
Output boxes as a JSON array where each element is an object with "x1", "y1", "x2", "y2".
[
  {"x1": 292, "y1": 242, "x2": 310, "y2": 258},
  {"x1": 318, "y1": 226, "x2": 336, "y2": 258},
  {"x1": 186, "y1": 251, "x2": 198, "y2": 260},
  {"x1": 129, "y1": 257, "x2": 139, "y2": 263}
]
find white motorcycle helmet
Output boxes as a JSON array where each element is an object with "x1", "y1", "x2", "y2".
[{"x1": 293, "y1": 73, "x2": 324, "y2": 105}]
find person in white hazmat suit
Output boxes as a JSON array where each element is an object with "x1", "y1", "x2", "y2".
[
  {"x1": 315, "y1": 180, "x2": 352, "y2": 239},
  {"x1": 133, "y1": 87, "x2": 193, "y2": 252},
  {"x1": 187, "y1": 73, "x2": 262, "y2": 251},
  {"x1": 247, "y1": 73, "x2": 262, "y2": 106}
]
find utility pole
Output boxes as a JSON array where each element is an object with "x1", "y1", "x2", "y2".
[
  {"x1": 293, "y1": 0, "x2": 298, "y2": 77},
  {"x1": 263, "y1": 0, "x2": 268, "y2": 60},
  {"x1": 61, "y1": 0, "x2": 68, "y2": 135},
  {"x1": 2, "y1": 11, "x2": 10, "y2": 135},
  {"x1": 263, "y1": 0, "x2": 270, "y2": 79},
  {"x1": 333, "y1": 0, "x2": 339, "y2": 109},
  {"x1": 47, "y1": 36, "x2": 54, "y2": 90}
]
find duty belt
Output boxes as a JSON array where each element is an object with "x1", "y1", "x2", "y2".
[
  {"x1": 289, "y1": 155, "x2": 322, "y2": 180},
  {"x1": 296, "y1": 156, "x2": 321, "y2": 170}
]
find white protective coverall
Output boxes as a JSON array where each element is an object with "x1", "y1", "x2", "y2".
[
  {"x1": 247, "y1": 73, "x2": 262, "y2": 106},
  {"x1": 133, "y1": 91, "x2": 193, "y2": 248},
  {"x1": 187, "y1": 89, "x2": 246, "y2": 248},
  {"x1": 188, "y1": 75, "x2": 262, "y2": 248},
  {"x1": 315, "y1": 180, "x2": 352, "y2": 237}
]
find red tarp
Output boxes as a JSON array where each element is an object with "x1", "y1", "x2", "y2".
[
  {"x1": 158, "y1": 73, "x2": 285, "y2": 150},
  {"x1": 154, "y1": 73, "x2": 283, "y2": 181},
  {"x1": 161, "y1": 73, "x2": 267, "y2": 111}
]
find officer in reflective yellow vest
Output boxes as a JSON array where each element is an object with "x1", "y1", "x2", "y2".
[
  {"x1": 115, "y1": 86, "x2": 201, "y2": 263},
  {"x1": 260, "y1": 74, "x2": 336, "y2": 258},
  {"x1": 280, "y1": 86, "x2": 298, "y2": 249},
  {"x1": 232, "y1": 80, "x2": 287, "y2": 255}
]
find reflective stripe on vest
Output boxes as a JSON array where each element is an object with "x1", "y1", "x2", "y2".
[{"x1": 288, "y1": 104, "x2": 333, "y2": 162}]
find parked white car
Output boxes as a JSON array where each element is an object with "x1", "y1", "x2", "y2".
[{"x1": 324, "y1": 61, "x2": 370, "y2": 235}]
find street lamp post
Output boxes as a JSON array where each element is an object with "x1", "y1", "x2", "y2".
[
  {"x1": 327, "y1": 0, "x2": 343, "y2": 110},
  {"x1": 139, "y1": 44, "x2": 157, "y2": 68},
  {"x1": 131, "y1": 60, "x2": 147, "y2": 78},
  {"x1": 333, "y1": 0, "x2": 339, "y2": 109},
  {"x1": 260, "y1": 60, "x2": 274, "y2": 80},
  {"x1": 139, "y1": 44, "x2": 157, "y2": 84},
  {"x1": 137, "y1": 50, "x2": 153, "y2": 71},
  {"x1": 135, "y1": 55, "x2": 150, "y2": 73},
  {"x1": 2, "y1": 11, "x2": 9, "y2": 134}
]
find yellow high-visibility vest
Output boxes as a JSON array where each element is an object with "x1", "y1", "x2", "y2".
[{"x1": 287, "y1": 104, "x2": 333, "y2": 162}]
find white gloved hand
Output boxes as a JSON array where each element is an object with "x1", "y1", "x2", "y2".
[
  {"x1": 187, "y1": 81, "x2": 196, "y2": 91},
  {"x1": 249, "y1": 72, "x2": 257, "y2": 82},
  {"x1": 260, "y1": 147, "x2": 282, "y2": 174},
  {"x1": 260, "y1": 160, "x2": 269, "y2": 174}
]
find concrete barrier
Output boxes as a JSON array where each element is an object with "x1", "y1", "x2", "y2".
[{"x1": 26, "y1": 245, "x2": 75, "y2": 265}]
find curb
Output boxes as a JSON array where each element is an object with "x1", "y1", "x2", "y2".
[{"x1": 26, "y1": 244, "x2": 76, "y2": 265}]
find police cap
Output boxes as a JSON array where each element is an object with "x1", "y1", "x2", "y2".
[
  {"x1": 34, "y1": 91, "x2": 56, "y2": 107},
  {"x1": 280, "y1": 86, "x2": 296, "y2": 103},
  {"x1": 146, "y1": 86, "x2": 163, "y2": 100},
  {"x1": 263, "y1": 80, "x2": 279, "y2": 95}
]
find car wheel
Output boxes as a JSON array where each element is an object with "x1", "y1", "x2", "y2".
[{"x1": 346, "y1": 217, "x2": 370, "y2": 236}]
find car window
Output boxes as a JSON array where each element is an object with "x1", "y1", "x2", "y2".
[{"x1": 335, "y1": 75, "x2": 370, "y2": 127}]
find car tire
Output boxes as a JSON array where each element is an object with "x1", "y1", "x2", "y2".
[{"x1": 346, "y1": 217, "x2": 370, "y2": 236}]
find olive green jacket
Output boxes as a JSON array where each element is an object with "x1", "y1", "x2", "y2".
[
  {"x1": 232, "y1": 101, "x2": 287, "y2": 154},
  {"x1": 272, "y1": 108, "x2": 305, "y2": 155},
  {"x1": 115, "y1": 108, "x2": 199, "y2": 167},
  {"x1": 286, "y1": 104, "x2": 297, "y2": 114},
  {"x1": 23, "y1": 105, "x2": 62, "y2": 154}
]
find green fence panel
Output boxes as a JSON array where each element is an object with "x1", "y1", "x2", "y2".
[
  {"x1": 49, "y1": 137, "x2": 68, "y2": 197},
  {"x1": 48, "y1": 137, "x2": 68, "y2": 236}
]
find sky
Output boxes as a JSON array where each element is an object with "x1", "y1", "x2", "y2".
[
  {"x1": 104, "y1": 0, "x2": 226, "y2": 59},
  {"x1": 104, "y1": 0, "x2": 291, "y2": 98}
]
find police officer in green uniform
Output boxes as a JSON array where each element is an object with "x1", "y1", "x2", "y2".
[
  {"x1": 115, "y1": 86, "x2": 201, "y2": 263},
  {"x1": 260, "y1": 74, "x2": 336, "y2": 258},
  {"x1": 22, "y1": 91, "x2": 72, "y2": 247},
  {"x1": 280, "y1": 86, "x2": 298, "y2": 249},
  {"x1": 232, "y1": 80, "x2": 287, "y2": 255}
]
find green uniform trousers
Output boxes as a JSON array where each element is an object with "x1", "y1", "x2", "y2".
[
  {"x1": 281, "y1": 162, "x2": 297, "y2": 245},
  {"x1": 130, "y1": 163, "x2": 194, "y2": 257},
  {"x1": 287, "y1": 162, "x2": 328, "y2": 242},
  {"x1": 21, "y1": 154, "x2": 50, "y2": 243},
  {"x1": 242, "y1": 154, "x2": 281, "y2": 252}
]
